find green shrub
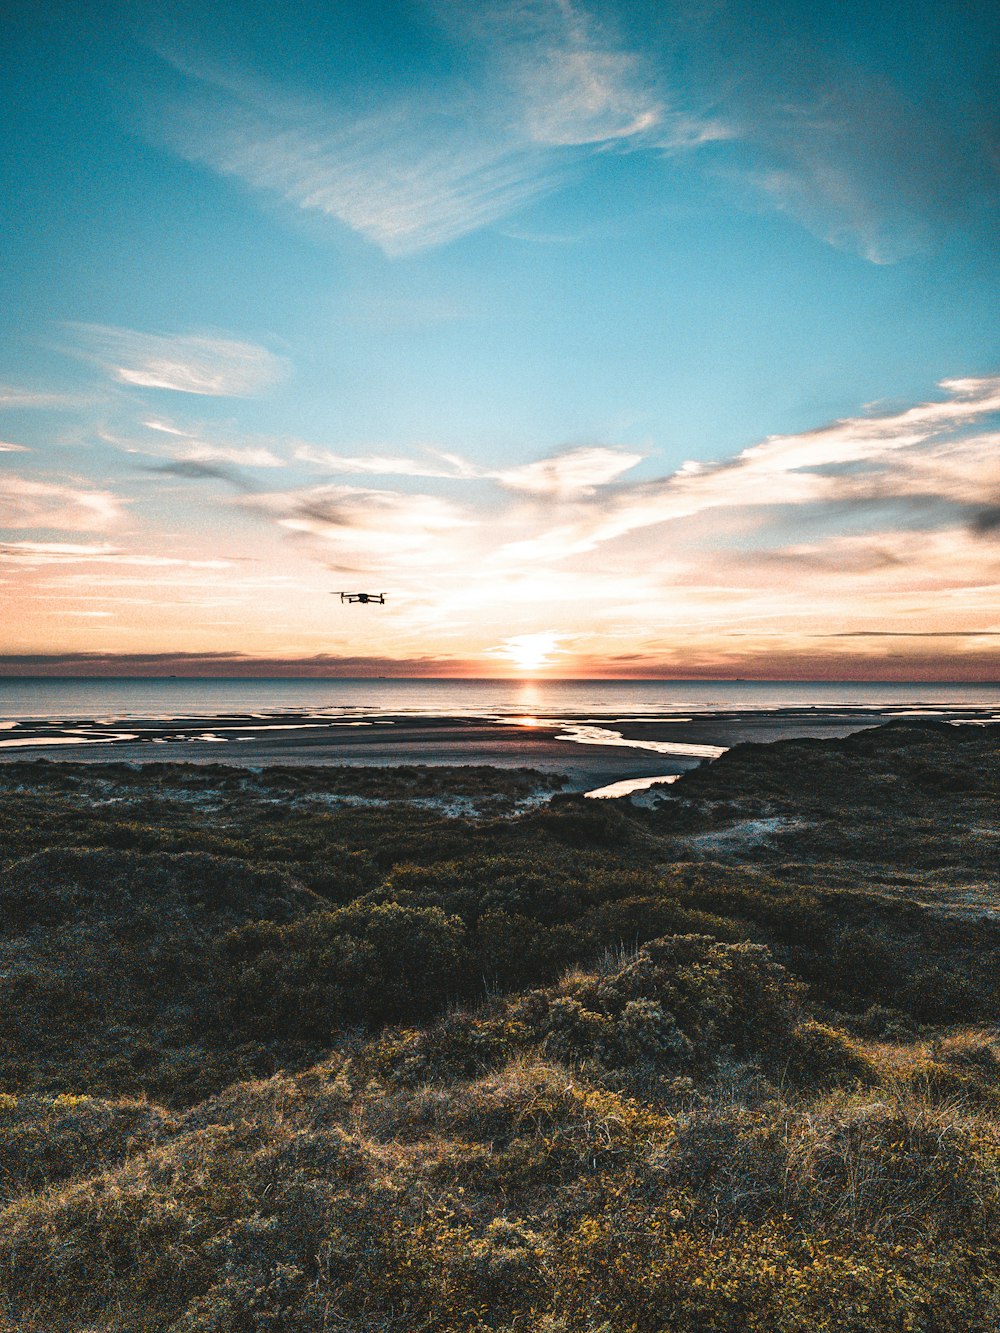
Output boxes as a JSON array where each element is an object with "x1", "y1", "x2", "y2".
[{"x1": 221, "y1": 901, "x2": 474, "y2": 1038}]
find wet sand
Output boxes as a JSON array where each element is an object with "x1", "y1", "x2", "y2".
[
  {"x1": 0, "y1": 714, "x2": 699, "y2": 792},
  {"x1": 1, "y1": 704, "x2": 997, "y2": 794}
]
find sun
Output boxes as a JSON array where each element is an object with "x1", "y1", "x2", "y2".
[{"x1": 496, "y1": 632, "x2": 561, "y2": 675}]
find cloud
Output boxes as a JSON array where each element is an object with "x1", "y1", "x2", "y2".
[
  {"x1": 143, "y1": 0, "x2": 997, "y2": 262},
  {"x1": 0, "y1": 476, "x2": 125, "y2": 531},
  {"x1": 250, "y1": 483, "x2": 474, "y2": 572},
  {"x1": 293, "y1": 445, "x2": 480, "y2": 480},
  {"x1": 590, "y1": 643, "x2": 1000, "y2": 683},
  {"x1": 10, "y1": 366, "x2": 994, "y2": 678},
  {"x1": 227, "y1": 379, "x2": 999, "y2": 655},
  {"x1": 746, "y1": 159, "x2": 929, "y2": 267},
  {"x1": 0, "y1": 542, "x2": 123, "y2": 561},
  {"x1": 280, "y1": 378, "x2": 997, "y2": 562},
  {"x1": 670, "y1": 0, "x2": 1000, "y2": 262},
  {"x1": 162, "y1": 95, "x2": 561, "y2": 256},
  {"x1": 125, "y1": 417, "x2": 286, "y2": 474},
  {"x1": 818, "y1": 630, "x2": 1000, "y2": 638},
  {"x1": 0, "y1": 651, "x2": 475, "y2": 677},
  {"x1": 493, "y1": 375, "x2": 1000, "y2": 563},
  {"x1": 494, "y1": 446, "x2": 643, "y2": 494},
  {"x1": 451, "y1": 0, "x2": 664, "y2": 148},
  {"x1": 0, "y1": 441, "x2": 29, "y2": 453},
  {"x1": 246, "y1": 444, "x2": 650, "y2": 585},
  {"x1": 0, "y1": 541, "x2": 234, "y2": 568},
  {"x1": 66, "y1": 325, "x2": 289, "y2": 396},
  {"x1": 151, "y1": 1, "x2": 704, "y2": 255},
  {"x1": 139, "y1": 422, "x2": 286, "y2": 468},
  {"x1": 0, "y1": 386, "x2": 92, "y2": 409},
  {"x1": 147, "y1": 458, "x2": 258, "y2": 490},
  {"x1": 142, "y1": 418, "x2": 189, "y2": 437},
  {"x1": 177, "y1": 443, "x2": 284, "y2": 467},
  {"x1": 725, "y1": 81, "x2": 949, "y2": 263},
  {"x1": 0, "y1": 641, "x2": 993, "y2": 681},
  {"x1": 293, "y1": 442, "x2": 643, "y2": 493},
  {"x1": 135, "y1": 437, "x2": 286, "y2": 495}
]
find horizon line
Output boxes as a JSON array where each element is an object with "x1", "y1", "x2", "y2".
[{"x1": 1, "y1": 674, "x2": 999, "y2": 685}]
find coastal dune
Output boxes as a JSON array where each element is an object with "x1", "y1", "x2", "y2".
[{"x1": 0, "y1": 720, "x2": 998, "y2": 1329}]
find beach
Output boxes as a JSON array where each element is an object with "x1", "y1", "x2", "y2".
[{"x1": 1, "y1": 699, "x2": 997, "y2": 794}]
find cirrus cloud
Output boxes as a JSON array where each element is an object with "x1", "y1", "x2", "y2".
[
  {"x1": 65, "y1": 324, "x2": 290, "y2": 397},
  {"x1": 0, "y1": 476, "x2": 125, "y2": 531},
  {"x1": 151, "y1": 0, "x2": 699, "y2": 256}
]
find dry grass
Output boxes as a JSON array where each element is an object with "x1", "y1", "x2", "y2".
[
  {"x1": 2, "y1": 980, "x2": 1000, "y2": 1330},
  {"x1": 0, "y1": 724, "x2": 998, "y2": 1329}
]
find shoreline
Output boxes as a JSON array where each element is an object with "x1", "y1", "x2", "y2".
[
  {"x1": 0, "y1": 713, "x2": 701, "y2": 794},
  {"x1": 1, "y1": 702, "x2": 998, "y2": 796}
]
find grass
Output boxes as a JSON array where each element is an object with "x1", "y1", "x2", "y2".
[{"x1": 0, "y1": 724, "x2": 997, "y2": 1329}]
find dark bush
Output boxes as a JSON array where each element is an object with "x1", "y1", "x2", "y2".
[{"x1": 221, "y1": 901, "x2": 474, "y2": 1039}]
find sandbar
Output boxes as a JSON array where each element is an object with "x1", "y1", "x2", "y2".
[{"x1": 1, "y1": 703, "x2": 997, "y2": 795}]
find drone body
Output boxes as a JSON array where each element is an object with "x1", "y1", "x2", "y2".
[{"x1": 336, "y1": 592, "x2": 386, "y2": 605}]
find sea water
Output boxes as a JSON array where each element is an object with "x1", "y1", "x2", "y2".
[{"x1": 1, "y1": 676, "x2": 998, "y2": 722}]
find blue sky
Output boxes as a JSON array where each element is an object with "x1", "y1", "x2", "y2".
[{"x1": 1, "y1": 0, "x2": 998, "y2": 676}]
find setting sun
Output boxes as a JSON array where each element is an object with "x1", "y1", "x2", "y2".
[{"x1": 495, "y1": 633, "x2": 562, "y2": 675}]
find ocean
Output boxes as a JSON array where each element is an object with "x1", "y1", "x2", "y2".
[{"x1": 1, "y1": 676, "x2": 999, "y2": 722}]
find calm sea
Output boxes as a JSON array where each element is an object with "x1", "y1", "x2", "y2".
[{"x1": 1, "y1": 677, "x2": 998, "y2": 722}]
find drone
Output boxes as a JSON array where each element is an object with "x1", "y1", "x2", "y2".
[{"x1": 335, "y1": 591, "x2": 386, "y2": 605}]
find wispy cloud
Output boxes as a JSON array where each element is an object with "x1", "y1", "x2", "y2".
[
  {"x1": 0, "y1": 542, "x2": 122, "y2": 561},
  {"x1": 235, "y1": 376, "x2": 1000, "y2": 618},
  {"x1": 494, "y1": 445, "x2": 643, "y2": 494},
  {"x1": 0, "y1": 651, "x2": 475, "y2": 677},
  {"x1": 0, "y1": 442, "x2": 29, "y2": 453},
  {"x1": 163, "y1": 97, "x2": 561, "y2": 256},
  {"x1": 146, "y1": 458, "x2": 258, "y2": 490},
  {"x1": 0, "y1": 541, "x2": 234, "y2": 568},
  {"x1": 141, "y1": 438, "x2": 286, "y2": 493},
  {"x1": 151, "y1": 1, "x2": 701, "y2": 255},
  {"x1": 139, "y1": 0, "x2": 997, "y2": 262},
  {"x1": 493, "y1": 375, "x2": 1000, "y2": 562},
  {"x1": 174, "y1": 443, "x2": 284, "y2": 467},
  {"x1": 241, "y1": 444, "x2": 650, "y2": 590},
  {"x1": 292, "y1": 442, "x2": 642, "y2": 491},
  {"x1": 66, "y1": 324, "x2": 290, "y2": 396},
  {"x1": 142, "y1": 418, "x2": 189, "y2": 437},
  {"x1": 8, "y1": 363, "x2": 997, "y2": 675},
  {"x1": 125, "y1": 417, "x2": 287, "y2": 474},
  {"x1": 677, "y1": 4, "x2": 1000, "y2": 262},
  {"x1": 448, "y1": 0, "x2": 665, "y2": 149},
  {"x1": 292, "y1": 445, "x2": 480, "y2": 480},
  {"x1": 819, "y1": 630, "x2": 1000, "y2": 639},
  {"x1": 0, "y1": 476, "x2": 125, "y2": 531},
  {"x1": 249, "y1": 483, "x2": 474, "y2": 569},
  {"x1": 136, "y1": 419, "x2": 287, "y2": 468},
  {"x1": 716, "y1": 82, "x2": 945, "y2": 263},
  {"x1": 0, "y1": 386, "x2": 94, "y2": 410}
]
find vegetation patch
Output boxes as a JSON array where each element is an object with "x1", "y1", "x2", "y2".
[{"x1": 0, "y1": 722, "x2": 998, "y2": 1329}]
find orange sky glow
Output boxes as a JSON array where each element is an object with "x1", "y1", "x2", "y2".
[{"x1": 3, "y1": 375, "x2": 998, "y2": 681}]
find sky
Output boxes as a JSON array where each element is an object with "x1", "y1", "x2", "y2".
[{"x1": 1, "y1": 0, "x2": 998, "y2": 679}]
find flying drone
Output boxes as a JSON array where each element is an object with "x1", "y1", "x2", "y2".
[{"x1": 335, "y1": 591, "x2": 386, "y2": 605}]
